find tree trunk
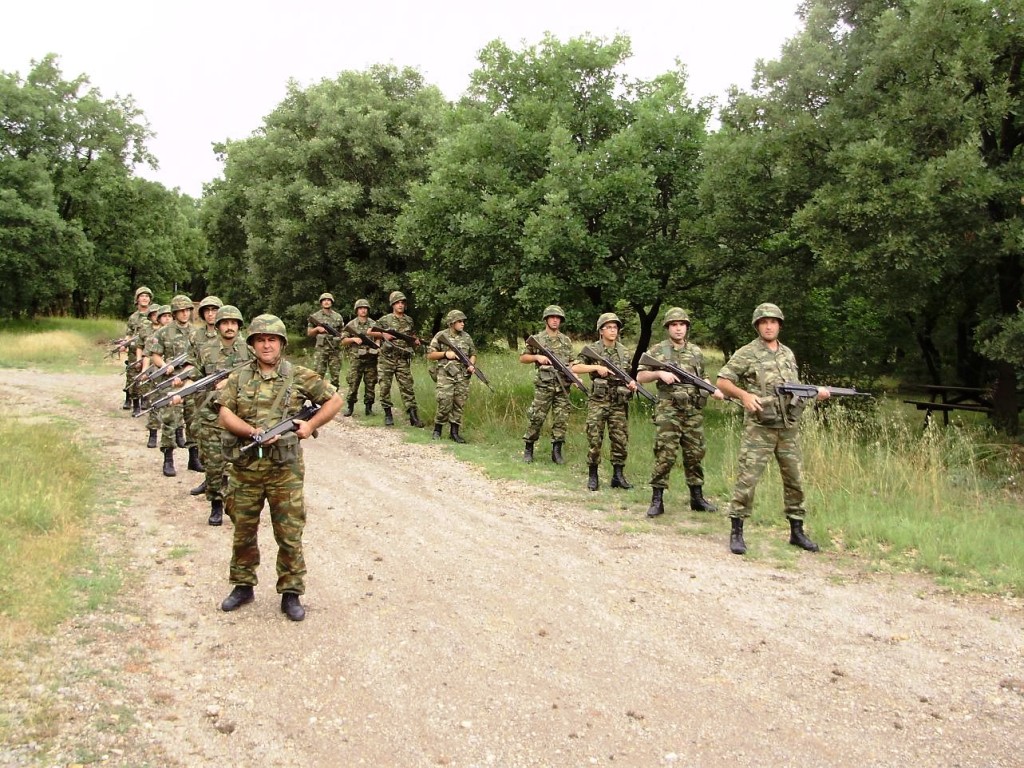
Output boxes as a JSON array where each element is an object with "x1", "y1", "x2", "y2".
[
  {"x1": 630, "y1": 301, "x2": 661, "y2": 373},
  {"x1": 991, "y1": 252, "x2": 1022, "y2": 433}
]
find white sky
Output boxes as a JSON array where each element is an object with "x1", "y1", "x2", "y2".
[{"x1": 3, "y1": 0, "x2": 803, "y2": 197}]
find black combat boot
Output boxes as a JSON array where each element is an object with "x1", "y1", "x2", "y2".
[
  {"x1": 689, "y1": 484, "x2": 717, "y2": 512},
  {"x1": 407, "y1": 408, "x2": 424, "y2": 428},
  {"x1": 161, "y1": 447, "x2": 176, "y2": 478},
  {"x1": 523, "y1": 441, "x2": 535, "y2": 463},
  {"x1": 208, "y1": 499, "x2": 223, "y2": 526},
  {"x1": 221, "y1": 585, "x2": 254, "y2": 612},
  {"x1": 122, "y1": 392, "x2": 132, "y2": 410},
  {"x1": 450, "y1": 424, "x2": 467, "y2": 444},
  {"x1": 730, "y1": 517, "x2": 747, "y2": 555},
  {"x1": 131, "y1": 397, "x2": 142, "y2": 417},
  {"x1": 147, "y1": 429, "x2": 158, "y2": 449},
  {"x1": 187, "y1": 446, "x2": 204, "y2": 472},
  {"x1": 587, "y1": 464, "x2": 599, "y2": 491},
  {"x1": 646, "y1": 487, "x2": 665, "y2": 518},
  {"x1": 551, "y1": 441, "x2": 565, "y2": 465},
  {"x1": 190, "y1": 479, "x2": 207, "y2": 496},
  {"x1": 788, "y1": 518, "x2": 820, "y2": 552},
  {"x1": 384, "y1": 407, "x2": 394, "y2": 426},
  {"x1": 611, "y1": 465, "x2": 633, "y2": 489},
  {"x1": 281, "y1": 592, "x2": 305, "y2": 621},
  {"x1": 365, "y1": 403, "x2": 374, "y2": 416},
  {"x1": 174, "y1": 426, "x2": 186, "y2": 448},
  {"x1": 343, "y1": 398, "x2": 355, "y2": 417},
  {"x1": 432, "y1": 423, "x2": 443, "y2": 440}
]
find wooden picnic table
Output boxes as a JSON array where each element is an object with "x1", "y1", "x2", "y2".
[{"x1": 902, "y1": 383, "x2": 993, "y2": 426}]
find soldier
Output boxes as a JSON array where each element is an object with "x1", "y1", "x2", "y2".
[
  {"x1": 427, "y1": 310, "x2": 476, "y2": 443},
  {"x1": 196, "y1": 296, "x2": 224, "y2": 352},
  {"x1": 637, "y1": 307, "x2": 725, "y2": 518},
  {"x1": 715, "y1": 302, "x2": 829, "y2": 555},
  {"x1": 148, "y1": 294, "x2": 200, "y2": 478},
  {"x1": 139, "y1": 304, "x2": 169, "y2": 449},
  {"x1": 571, "y1": 313, "x2": 637, "y2": 491},
  {"x1": 340, "y1": 299, "x2": 379, "y2": 417},
  {"x1": 306, "y1": 292, "x2": 344, "y2": 389},
  {"x1": 123, "y1": 286, "x2": 153, "y2": 411},
  {"x1": 520, "y1": 305, "x2": 574, "y2": 464},
  {"x1": 217, "y1": 314, "x2": 343, "y2": 621},
  {"x1": 186, "y1": 305, "x2": 253, "y2": 525},
  {"x1": 376, "y1": 290, "x2": 424, "y2": 427},
  {"x1": 185, "y1": 295, "x2": 224, "y2": 495}
]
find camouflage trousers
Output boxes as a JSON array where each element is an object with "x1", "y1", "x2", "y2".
[
  {"x1": 435, "y1": 367, "x2": 470, "y2": 426},
  {"x1": 197, "y1": 415, "x2": 227, "y2": 502},
  {"x1": 346, "y1": 355, "x2": 379, "y2": 405},
  {"x1": 313, "y1": 346, "x2": 343, "y2": 389},
  {"x1": 138, "y1": 378, "x2": 160, "y2": 431},
  {"x1": 585, "y1": 397, "x2": 630, "y2": 466},
  {"x1": 649, "y1": 399, "x2": 707, "y2": 489},
  {"x1": 522, "y1": 379, "x2": 571, "y2": 443},
  {"x1": 725, "y1": 422, "x2": 806, "y2": 520},
  {"x1": 158, "y1": 394, "x2": 197, "y2": 449},
  {"x1": 226, "y1": 457, "x2": 307, "y2": 594},
  {"x1": 377, "y1": 353, "x2": 417, "y2": 410}
]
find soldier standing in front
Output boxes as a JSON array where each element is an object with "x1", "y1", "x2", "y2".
[
  {"x1": 123, "y1": 286, "x2": 153, "y2": 412},
  {"x1": 217, "y1": 314, "x2": 342, "y2": 621},
  {"x1": 307, "y1": 292, "x2": 344, "y2": 389},
  {"x1": 340, "y1": 299, "x2": 379, "y2": 417},
  {"x1": 376, "y1": 290, "x2": 424, "y2": 427},
  {"x1": 715, "y1": 302, "x2": 828, "y2": 555},
  {"x1": 148, "y1": 294, "x2": 200, "y2": 477},
  {"x1": 571, "y1": 313, "x2": 637, "y2": 491},
  {"x1": 520, "y1": 305, "x2": 574, "y2": 464},
  {"x1": 427, "y1": 310, "x2": 477, "y2": 443}
]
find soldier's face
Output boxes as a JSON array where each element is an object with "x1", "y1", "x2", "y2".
[
  {"x1": 451, "y1": 319, "x2": 465, "y2": 333},
  {"x1": 251, "y1": 334, "x2": 283, "y2": 365},
  {"x1": 173, "y1": 308, "x2": 192, "y2": 325},
  {"x1": 159, "y1": 314, "x2": 172, "y2": 326},
  {"x1": 667, "y1": 321, "x2": 689, "y2": 343},
  {"x1": 757, "y1": 318, "x2": 780, "y2": 342},
  {"x1": 356, "y1": 307, "x2": 368, "y2": 318},
  {"x1": 393, "y1": 300, "x2": 406, "y2": 314},
  {"x1": 217, "y1": 320, "x2": 240, "y2": 340},
  {"x1": 137, "y1": 294, "x2": 152, "y2": 309},
  {"x1": 202, "y1": 306, "x2": 218, "y2": 325},
  {"x1": 546, "y1": 316, "x2": 561, "y2": 332},
  {"x1": 600, "y1": 323, "x2": 619, "y2": 343}
]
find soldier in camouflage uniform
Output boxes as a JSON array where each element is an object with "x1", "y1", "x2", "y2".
[
  {"x1": 427, "y1": 310, "x2": 477, "y2": 443},
  {"x1": 340, "y1": 299, "x2": 379, "y2": 417},
  {"x1": 123, "y1": 286, "x2": 153, "y2": 412},
  {"x1": 376, "y1": 290, "x2": 424, "y2": 427},
  {"x1": 148, "y1": 294, "x2": 199, "y2": 477},
  {"x1": 571, "y1": 313, "x2": 638, "y2": 491},
  {"x1": 181, "y1": 295, "x2": 224, "y2": 495},
  {"x1": 217, "y1": 314, "x2": 343, "y2": 621},
  {"x1": 637, "y1": 307, "x2": 725, "y2": 518},
  {"x1": 520, "y1": 305, "x2": 574, "y2": 464},
  {"x1": 185, "y1": 305, "x2": 253, "y2": 525},
  {"x1": 137, "y1": 304, "x2": 165, "y2": 448},
  {"x1": 306, "y1": 292, "x2": 344, "y2": 389},
  {"x1": 716, "y1": 302, "x2": 829, "y2": 555}
]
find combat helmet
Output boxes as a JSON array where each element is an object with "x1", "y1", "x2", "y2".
[
  {"x1": 214, "y1": 305, "x2": 244, "y2": 326},
  {"x1": 147, "y1": 304, "x2": 160, "y2": 317},
  {"x1": 134, "y1": 286, "x2": 153, "y2": 300},
  {"x1": 751, "y1": 302, "x2": 784, "y2": 327},
  {"x1": 170, "y1": 294, "x2": 193, "y2": 312},
  {"x1": 353, "y1": 299, "x2": 371, "y2": 311},
  {"x1": 246, "y1": 314, "x2": 288, "y2": 346},
  {"x1": 198, "y1": 295, "x2": 224, "y2": 313},
  {"x1": 319, "y1": 292, "x2": 335, "y2": 304},
  {"x1": 445, "y1": 309, "x2": 467, "y2": 326},
  {"x1": 542, "y1": 305, "x2": 566, "y2": 321},
  {"x1": 156, "y1": 304, "x2": 172, "y2": 318},
  {"x1": 389, "y1": 290, "x2": 407, "y2": 306},
  {"x1": 662, "y1": 307, "x2": 691, "y2": 327},
  {"x1": 596, "y1": 312, "x2": 622, "y2": 332}
]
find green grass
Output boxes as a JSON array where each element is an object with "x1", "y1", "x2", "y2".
[{"x1": 0, "y1": 316, "x2": 124, "y2": 371}]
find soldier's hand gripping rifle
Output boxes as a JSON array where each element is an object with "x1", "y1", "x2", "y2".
[
  {"x1": 581, "y1": 346, "x2": 656, "y2": 403},
  {"x1": 525, "y1": 335, "x2": 590, "y2": 395},
  {"x1": 438, "y1": 334, "x2": 492, "y2": 391},
  {"x1": 135, "y1": 362, "x2": 248, "y2": 417},
  {"x1": 775, "y1": 382, "x2": 871, "y2": 407},
  {"x1": 239, "y1": 402, "x2": 322, "y2": 454},
  {"x1": 125, "y1": 351, "x2": 189, "y2": 392},
  {"x1": 370, "y1": 325, "x2": 420, "y2": 350},
  {"x1": 638, "y1": 352, "x2": 720, "y2": 398},
  {"x1": 108, "y1": 335, "x2": 138, "y2": 357}
]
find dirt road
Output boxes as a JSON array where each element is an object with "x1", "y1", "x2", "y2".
[{"x1": 1, "y1": 368, "x2": 1022, "y2": 767}]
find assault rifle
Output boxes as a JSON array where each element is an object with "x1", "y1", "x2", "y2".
[
  {"x1": 370, "y1": 325, "x2": 419, "y2": 346},
  {"x1": 525, "y1": 335, "x2": 589, "y2": 394},
  {"x1": 239, "y1": 402, "x2": 322, "y2": 454},
  {"x1": 638, "y1": 352, "x2": 719, "y2": 397},
  {"x1": 308, "y1": 315, "x2": 346, "y2": 343},
  {"x1": 146, "y1": 364, "x2": 196, "y2": 398},
  {"x1": 126, "y1": 352, "x2": 189, "y2": 392},
  {"x1": 438, "y1": 334, "x2": 492, "y2": 390},
  {"x1": 108, "y1": 335, "x2": 138, "y2": 357},
  {"x1": 135, "y1": 362, "x2": 248, "y2": 417},
  {"x1": 776, "y1": 382, "x2": 871, "y2": 406},
  {"x1": 580, "y1": 346, "x2": 656, "y2": 403}
]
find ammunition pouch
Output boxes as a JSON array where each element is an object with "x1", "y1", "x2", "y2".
[
  {"x1": 591, "y1": 378, "x2": 610, "y2": 399},
  {"x1": 752, "y1": 396, "x2": 785, "y2": 427},
  {"x1": 222, "y1": 431, "x2": 300, "y2": 466},
  {"x1": 783, "y1": 395, "x2": 809, "y2": 424}
]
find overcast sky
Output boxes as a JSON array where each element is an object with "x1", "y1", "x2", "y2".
[{"x1": 3, "y1": 0, "x2": 804, "y2": 197}]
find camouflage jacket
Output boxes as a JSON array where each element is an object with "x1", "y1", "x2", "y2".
[
  {"x1": 126, "y1": 310, "x2": 149, "y2": 354},
  {"x1": 342, "y1": 316, "x2": 379, "y2": 358},
  {"x1": 640, "y1": 339, "x2": 709, "y2": 399},
  {"x1": 718, "y1": 337, "x2": 800, "y2": 426},
  {"x1": 195, "y1": 335, "x2": 254, "y2": 418},
  {"x1": 146, "y1": 321, "x2": 196, "y2": 363},
  {"x1": 575, "y1": 341, "x2": 633, "y2": 402},
  {"x1": 528, "y1": 330, "x2": 574, "y2": 385},
  {"x1": 219, "y1": 359, "x2": 337, "y2": 431},
  {"x1": 308, "y1": 308, "x2": 344, "y2": 350},
  {"x1": 429, "y1": 329, "x2": 476, "y2": 379},
  {"x1": 376, "y1": 312, "x2": 417, "y2": 358}
]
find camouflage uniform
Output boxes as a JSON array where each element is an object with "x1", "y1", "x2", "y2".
[
  {"x1": 376, "y1": 310, "x2": 418, "y2": 412},
  {"x1": 576, "y1": 341, "x2": 633, "y2": 466},
  {"x1": 429, "y1": 326, "x2": 476, "y2": 429},
  {"x1": 642, "y1": 338, "x2": 711, "y2": 489},
  {"x1": 522, "y1": 329, "x2": 574, "y2": 444},
  {"x1": 124, "y1": 307, "x2": 150, "y2": 400},
  {"x1": 308, "y1": 306, "x2": 344, "y2": 388},
  {"x1": 342, "y1": 314, "x2": 379, "y2": 409},
  {"x1": 137, "y1": 315, "x2": 162, "y2": 438},
  {"x1": 145, "y1": 321, "x2": 197, "y2": 449},
  {"x1": 218, "y1": 357, "x2": 337, "y2": 595}
]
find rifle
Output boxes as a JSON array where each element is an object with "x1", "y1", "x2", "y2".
[
  {"x1": 309, "y1": 315, "x2": 346, "y2": 341},
  {"x1": 348, "y1": 329, "x2": 380, "y2": 350},
  {"x1": 525, "y1": 335, "x2": 589, "y2": 395},
  {"x1": 127, "y1": 351, "x2": 190, "y2": 392},
  {"x1": 437, "y1": 334, "x2": 492, "y2": 390},
  {"x1": 370, "y1": 325, "x2": 419, "y2": 346},
  {"x1": 135, "y1": 362, "x2": 248, "y2": 417},
  {"x1": 775, "y1": 382, "x2": 871, "y2": 406},
  {"x1": 108, "y1": 335, "x2": 138, "y2": 357},
  {"x1": 580, "y1": 346, "x2": 656, "y2": 403},
  {"x1": 146, "y1": 364, "x2": 196, "y2": 398},
  {"x1": 239, "y1": 402, "x2": 322, "y2": 454},
  {"x1": 638, "y1": 352, "x2": 719, "y2": 397}
]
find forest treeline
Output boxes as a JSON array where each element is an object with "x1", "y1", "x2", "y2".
[{"x1": 2, "y1": 0, "x2": 1022, "y2": 430}]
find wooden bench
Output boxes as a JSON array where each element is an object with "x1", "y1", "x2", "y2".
[
  {"x1": 903, "y1": 399, "x2": 991, "y2": 426},
  {"x1": 901, "y1": 384, "x2": 994, "y2": 427}
]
